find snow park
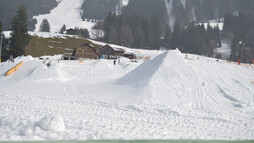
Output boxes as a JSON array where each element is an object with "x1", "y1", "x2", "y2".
[{"x1": 0, "y1": 0, "x2": 254, "y2": 143}]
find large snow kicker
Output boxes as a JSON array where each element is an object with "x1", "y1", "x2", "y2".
[{"x1": 116, "y1": 49, "x2": 254, "y2": 110}]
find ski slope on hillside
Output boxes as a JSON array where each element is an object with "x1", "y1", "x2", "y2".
[
  {"x1": 33, "y1": 0, "x2": 95, "y2": 34},
  {"x1": 0, "y1": 50, "x2": 254, "y2": 140}
]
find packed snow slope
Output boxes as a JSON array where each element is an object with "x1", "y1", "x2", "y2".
[
  {"x1": 0, "y1": 50, "x2": 254, "y2": 141},
  {"x1": 33, "y1": 0, "x2": 95, "y2": 34}
]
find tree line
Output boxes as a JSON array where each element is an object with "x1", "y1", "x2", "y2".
[
  {"x1": 224, "y1": 12, "x2": 254, "y2": 63},
  {"x1": 0, "y1": 0, "x2": 57, "y2": 30},
  {"x1": 0, "y1": 6, "x2": 30, "y2": 61},
  {"x1": 97, "y1": 12, "x2": 221, "y2": 57}
]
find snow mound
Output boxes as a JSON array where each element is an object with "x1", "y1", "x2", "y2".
[
  {"x1": 14, "y1": 55, "x2": 34, "y2": 63},
  {"x1": 116, "y1": 51, "x2": 169, "y2": 85},
  {"x1": 27, "y1": 62, "x2": 71, "y2": 81},
  {"x1": 92, "y1": 59, "x2": 114, "y2": 68},
  {"x1": 116, "y1": 49, "x2": 205, "y2": 104},
  {"x1": 38, "y1": 115, "x2": 65, "y2": 132}
]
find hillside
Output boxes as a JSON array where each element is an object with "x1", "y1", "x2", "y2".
[
  {"x1": 2, "y1": 0, "x2": 254, "y2": 32},
  {"x1": 0, "y1": 49, "x2": 253, "y2": 140},
  {"x1": 0, "y1": 0, "x2": 58, "y2": 30},
  {"x1": 24, "y1": 33, "x2": 100, "y2": 57},
  {"x1": 33, "y1": 0, "x2": 95, "y2": 34}
]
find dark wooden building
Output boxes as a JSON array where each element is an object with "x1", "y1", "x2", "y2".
[
  {"x1": 124, "y1": 52, "x2": 137, "y2": 59},
  {"x1": 61, "y1": 55, "x2": 77, "y2": 60},
  {"x1": 73, "y1": 43, "x2": 99, "y2": 59},
  {"x1": 97, "y1": 44, "x2": 125, "y2": 59},
  {"x1": 66, "y1": 28, "x2": 76, "y2": 35}
]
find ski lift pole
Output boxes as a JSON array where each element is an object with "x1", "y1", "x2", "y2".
[{"x1": 0, "y1": 33, "x2": 3, "y2": 63}]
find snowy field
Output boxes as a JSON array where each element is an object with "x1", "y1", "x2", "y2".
[
  {"x1": 0, "y1": 49, "x2": 254, "y2": 141},
  {"x1": 33, "y1": 0, "x2": 95, "y2": 34}
]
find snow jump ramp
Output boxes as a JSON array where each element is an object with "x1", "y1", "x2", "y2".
[{"x1": 115, "y1": 49, "x2": 252, "y2": 109}]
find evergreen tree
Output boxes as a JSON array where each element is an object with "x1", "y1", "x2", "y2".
[
  {"x1": 171, "y1": 22, "x2": 182, "y2": 49},
  {"x1": 0, "y1": 21, "x2": 2, "y2": 61},
  {"x1": 74, "y1": 27, "x2": 90, "y2": 39},
  {"x1": 163, "y1": 25, "x2": 172, "y2": 49},
  {"x1": 0, "y1": 21, "x2": 2, "y2": 33},
  {"x1": 40, "y1": 19, "x2": 50, "y2": 32},
  {"x1": 9, "y1": 5, "x2": 30, "y2": 58},
  {"x1": 0, "y1": 0, "x2": 57, "y2": 31},
  {"x1": 120, "y1": 25, "x2": 133, "y2": 47},
  {"x1": 60, "y1": 24, "x2": 66, "y2": 34},
  {"x1": 134, "y1": 26, "x2": 145, "y2": 49},
  {"x1": 0, "y1": 22, "x2": 8, "y2": 61}
]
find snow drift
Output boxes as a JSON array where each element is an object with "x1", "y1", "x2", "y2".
[{"x1": 38, "y1": 115, "x2": 65, "y2": 132}]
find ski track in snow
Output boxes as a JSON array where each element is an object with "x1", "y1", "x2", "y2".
[
  {"x1": 0, "y1": 50, "x2": 254, "y2": 140},
  {"x1": 33, "y1": 0, "x2": 95, "y2": 35}
]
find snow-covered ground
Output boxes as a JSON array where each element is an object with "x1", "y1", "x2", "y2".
[
  {"x1": 214, "y1": 40, "x2": 231, "y2": 60},
  {"x1": 0, "y1": 49, "x2": 254, "y2": 141},
  {"x1": 33, "y1": 0, "x2": 95, "y2": 35},
  {"x1": 198, "y1": 22, "x2": 224, "y2": 31},
  {"x1": 2, "y1": 31, "x2": 80, "y2": 39}
]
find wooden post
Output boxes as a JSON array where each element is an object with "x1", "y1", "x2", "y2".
[{"x1": 238, "y1": 59, "x2": 241, "y2": 65}]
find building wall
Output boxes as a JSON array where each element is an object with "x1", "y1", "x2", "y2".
[
  {"x1": 97, "y1": 46, "x2": 116, "y2": 59},
  {"x1": 74, "y1": 45, "x2": 98, "y2": 59}
]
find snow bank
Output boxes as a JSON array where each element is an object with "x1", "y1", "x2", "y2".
[
  {"x1": 14, "y1": 55, "x2": 34, "y2": 63},
  {"x1": 38, "y1": 115, "x2": 65, "y2": 132},
  {"x1": 26, "y1": 62, "x2": 72, "y2": 81},
  {"x1": 116, "y1": 49, "x2": 198, "y2": 104}
]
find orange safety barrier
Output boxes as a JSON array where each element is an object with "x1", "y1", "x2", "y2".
[
  {"x1": 238, "y1": 59, "x2": 241, "y2": 65},
  {"x1": 5, "y1": 61, "x2": 23, "y2": 76}
]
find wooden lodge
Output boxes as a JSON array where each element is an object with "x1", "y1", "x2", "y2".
[
  {"x1": 72, "y1": 43, "x2": 130, "y2": 60},
  {"x1": 73, "y1": 43, "x2": 99, "y2": 59},
  {"x1": 97, "y1": 44, "x2": 125, "y2": 59}
]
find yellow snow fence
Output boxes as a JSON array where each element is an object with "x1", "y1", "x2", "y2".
[
  {"x1": 5, "y1": 61, "x2": 23, "y2": 76},
  {"x1": 79, "y1": 61, "x2": 84, "y2": 63}
]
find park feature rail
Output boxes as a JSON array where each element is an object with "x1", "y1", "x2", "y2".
[{"x1": 5, "y1": 61, "x2": 23, "y2": 76}]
